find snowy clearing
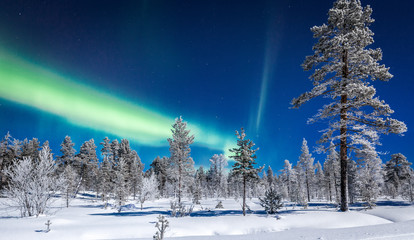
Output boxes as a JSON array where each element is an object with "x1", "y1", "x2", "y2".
[{"x1": 1, "y1": 195, "x2": 414, "y2": 240}]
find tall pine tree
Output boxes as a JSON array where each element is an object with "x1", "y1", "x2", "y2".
[{"x1": 291, "y1": 0, "x2": 406, "y2": 211}]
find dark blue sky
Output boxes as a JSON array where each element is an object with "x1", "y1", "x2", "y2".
[{"x1": 0, "y1": 0, "x2": 412, "y2": 171}]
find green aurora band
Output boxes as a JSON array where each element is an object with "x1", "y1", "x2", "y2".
[{"x1": 0, "y1": 51, "x2": 234, "y2": 154}]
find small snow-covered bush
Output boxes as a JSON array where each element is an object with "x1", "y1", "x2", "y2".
[
  {"x1": 170, "y1": 201, "x2": 193, "y2": 217},
  {"x1": 259, "y1": 188, "x2": 283, "y2": 214},
  {"x1": 153, "y1": 215, "x2": 169, "y2": 240},
  {"x1": 215, "y1": 201, "x2": 224, "y2": 209}
]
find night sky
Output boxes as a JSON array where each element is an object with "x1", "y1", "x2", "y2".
[{"x1": 0, "y1": 0, "x2": 413, "y2": 171}]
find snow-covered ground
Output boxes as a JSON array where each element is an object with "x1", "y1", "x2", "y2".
[{"x1": 1, "y1": 194, "x2": 414, "y2": 240}]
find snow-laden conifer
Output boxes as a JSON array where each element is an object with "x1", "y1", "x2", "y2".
[
  {"x1": 167, "y1": 117, "x2": 195, "y2": 203},
  {"x1": 150, "y1": 156, "x2": 169, "y2": 197},
  {"x1": 355, "y1": 143, "x2": 382, "y2": 208},
  {"x1": 280, "y1": 159, "x2": 296, "y2": 201},
  {"x1": 324, "y1": 142, "x2": 340, "y2": 203},
  {"x1": 314, "y1": 161, "x2": 325, "y2": 200},
  {"x1": 208, "y1": 154, "x2": 228, "y2": 198},
  {"x1": 114, "y1": 157, "x2": 129, "y2": 212},
  {"x1": 291, "y1": 0, "x2": 407, "y2": 211},
  {"x1": 298, "y1": 138, "x2": 315, "y2": 202},
  {"x1": 57, "y1": 136, "x2": 76, "y2": 176},
  {"x1": 384, "y1": 153, "x2": 412, "y2": 199},
  {"x1": 229, "y1": 128, "x2": 261, "y2": 216}
]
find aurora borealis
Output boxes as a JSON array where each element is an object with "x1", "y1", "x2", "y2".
[
  {"x1": 0, "y1": 50, "x2": 233, "y2": 154},
  {"x1": 0, "y1": 0, "x2": 413, "y2": 169}
]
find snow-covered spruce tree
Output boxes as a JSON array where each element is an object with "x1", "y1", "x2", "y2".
[
  {"x1": 99, "y1": 156, "x2": 113, "y2": 207},
  {"x1": 401, "y1": 168, "x2": 414, "y2": 202},
  {"x1": 4, "y1": 145, "x2": 59, "y2": 217},
  {"x1": 291, "y1": 0, "x2": 407, "y2": 211},
  {"x1": 259, "y1": 188, "x2": 283, "y2": 214},
  {"x1": 150, "y1": 156, "x2": 169, "y2": 197},
  {"x1": 114, "y1": 157, "x2": 129, "y2": 212},
  {"x1": 75, "y1": 139, "x2": 99, "y2": 193},
  {"x1": 208, "y1": 154, "x2": 228, "y2": 198},
  {"x1": 229, "y1": 128, "x2": 261, "y2": 216},
  {"x1": 384, "y1": 153, "x2": 412, "y2": 199},
  {"x1": 314, "y1": 161, "x2": 325, "y2": 200},
  {"x1": 355, "y1": 143, "x2": 382, "y2": 208},
  {"x1": 194, "y1": 166, "x2": 207, "y2": 200},
  {"x1": 280, "y1": 159, "x2": 296, "y2": 201},
  {"x1": 118, "y1": 139, "x2": 144, "y2": 199},
  {"x1": 324, "y1": 142, "x2": 340, "y2": 203},
  {"x1": 347, "y1": 159, "x2": 358, "y2": 204},
  {"x1": 293, "y1": 164, "x2": 308, "y2": 207},
  {"x1": 58, "y1": 136, "x2": 76, "y2": 172},
  {"x1": 298, "y1": 138, "x2": 315, "y2": 202},
  {"x1": 129, "y1": 150, "x2": 144, "y2": 200},
  {"x1": 21, "y1": 138, "x2": 40, "y2": 161},
  {"x1": 0, "y1": 132, "x2": 15, "y2": 190},
  {"x1": 99, "y1": 137, "x2": 113, "y2": 206},
  {"x1": 61, "y1": 165, "x2": 78, "y2": 208},
  {"x1": 267, "y1": 166, "x2": 275, "y2": 190},
  {"x1": 167, "y1": 117, "x2": 195, "y2": 203}
]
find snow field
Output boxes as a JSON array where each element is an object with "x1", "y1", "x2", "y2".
[{"x1": 1, "y1": 196, "x2": 414, "y2": 240}]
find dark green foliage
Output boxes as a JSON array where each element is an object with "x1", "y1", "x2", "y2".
[{"x1": 259, "y1": 188, "x2": 283, "y2": 214}]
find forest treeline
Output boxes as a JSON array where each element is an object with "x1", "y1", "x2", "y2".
[{"x1": 0, "y1": 117, "x2": 412, "y2": 217}]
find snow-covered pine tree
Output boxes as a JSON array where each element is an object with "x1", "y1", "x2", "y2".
[
  {"x1": 227, "y1": 169, "x2": 242, "y2": 200},
  {"x1": 293, "y1": 164, "x2": 307, "y2": 207},
  {"x1": 229, "y1": 128, "x2": 261, "y2": 216},
  {"x1": 347, "y1": 158, "x2": 358, "y2": 204},
  {"x1": 110, "y1": 139, "x2": 120, "y2": 166},
  {"x1": 401, "y1": 168, "x2": 414, "y2": 202},
  {"x1": 355, "y1": 143, "x2": 382, "y2": 208},
  {"x1": 150, "y1": 156, "x2": 169, "y2": 197},
  {"x1": 129, "y1": 150, "x2": 144, "y2": 200},
  {"x1": 21, "y1": 138, "x2": 40, "y2": 161},
  {"x1": 100, "y1": 137, "x2": 113, "y2": 206},
  {"x1": 167, "y1": 116, "x2": 195, "y2": 203},
  {"x1": 267, "y1": 166, "x2": 275, "y2": 190},
  {"x1": 58, "y1": 136, "x2": 76, "y2": 173},
  {"x1": 0, "y1": 132, "x2": 14, "y2": 190},
  {"x1": 384, "y1": 153, "x2": 412, "y2": 199},
  {"x1": 208, "y1": 154, "x2": 228, "y2": 198},
  {"x1": 291, "y1": 0, "x2": 407, "y2": 211},
  {"x1": 324, "y1": 142, "x2": 340, "y2": 203},
  {"x1": 280, "y1": 159, "x2": 295, "y2": 201},
  {"x1": 99, "y1": 154, "x2": 113, "y2": 207},
  {"x1": 75, "y1": 139, "x2": 99, "y2": 193},
  {"x1": 118, "y1": 139, "x2": 144, "y2": 199},
  {"x1": 9, "y1": 138, "x2": 22, "y2": 161},
  {"x1": 194, "y1": 166, "x2": 206, "y2": 201},
  {"x1": 114, "y1": 157, "x2": 129, "y2": 212},
  {"x1": 298, "y1": 138, "x2": 315, "y2": 202},
  {"x1": 314, "y1": 161, "x2": 325, "y2": 200},
  {"x1": 62, "y1": 165, "x2": 78, "y2": 208}
]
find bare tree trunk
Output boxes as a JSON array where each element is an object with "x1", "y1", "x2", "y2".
[
  {"x1": 178, "y1": 165, "x2": 182, "y2": 204},
  {"x1": 242, "y1": 176, "x2": 246, "y2": 216},
  {"x1": 328, "y1": 176, "x2": 332, "y2": 202},
  {"x1": 340, "y1": 49, "x2": 349, "y2": 212},
  {"x1": 306, "y1": 174, "x2": 311, "y2": 202}
]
